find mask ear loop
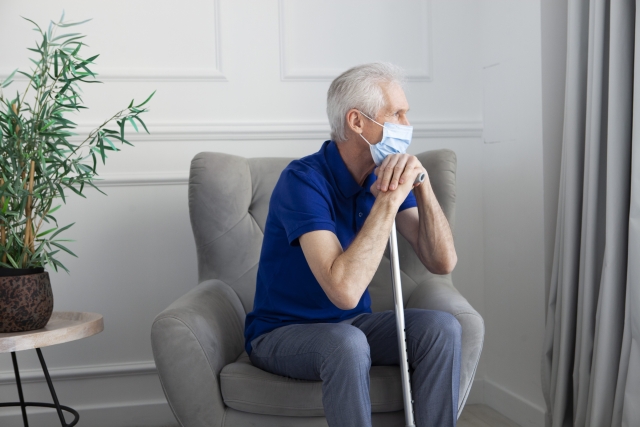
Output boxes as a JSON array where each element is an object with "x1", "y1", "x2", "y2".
[
  {"x1": 359, "y1": 133, "x2": 373, "y2": 146},
  {"x1": 358, "y1": 110, "x2": 384, "y2": 127}
]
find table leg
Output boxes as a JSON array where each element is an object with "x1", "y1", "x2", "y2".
[
  {"x1": 10, "y1": 352, "x2": 29, "y2": 427},
  {"x1": 36, "y1": 348, "x2": 77, "y2": 427},
  {"x1": 1, "y1": 350, "x2": 79, "y2": 427}
]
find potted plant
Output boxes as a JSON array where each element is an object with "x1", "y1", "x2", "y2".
[{"x1": 0, "y1": 14, "x2": 154, "y2": 332}]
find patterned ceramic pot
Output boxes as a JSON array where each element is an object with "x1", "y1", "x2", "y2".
[{"x1": 0, "y1": 268, "x2": 53, "y2": 333}]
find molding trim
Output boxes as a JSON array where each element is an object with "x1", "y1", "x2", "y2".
[
  {"x1": 95, "y1": 172, "x2": 189, "y2": 187},
  {"x1": 0, "y1": 119, "x2": 482, "y2": 187},
  {"x1": 0, "y1": 360, "x2": 157, "y2": 385},
  {"x1": 72, "y1": 120, "x2": 483, "y2": 143},
  {"x1": 0, "y1": 1, "x2": 225, "y2": 83},
  {"x1": 64, "y1": 120, "x2": 483, "y2": 187},
  {"x1": 0, "y1": 68, "x2": 226, "y2": 85},
  {"x1": 84, "y1": 68, "x2": 226, "y2": 83},
  {"x1": 278, "y1": 0, "x2": 432, "y2": 82}
]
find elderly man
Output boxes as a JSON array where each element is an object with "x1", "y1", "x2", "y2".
[{"x1": 244, "y1": 63, "x2": 461, "y2": 427}]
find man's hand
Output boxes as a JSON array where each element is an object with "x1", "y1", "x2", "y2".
[
  {"x1": 370, "y1": 154, "x2": 426, "y2": 199},
  {"x1": 369, "y1": 153, "x2": 457, "y2": 275}
]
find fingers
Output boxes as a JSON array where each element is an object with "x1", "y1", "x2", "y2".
[
  {"x1": 382, "y1": 155, "x2": 408, "y2": 191},
  {"x1": 375, "y1": 154, "x2": 422, "y2": 192},
  {"x1": 399, "y1": 157, "x2": 423, "y2": 187},
  {"x1": 369, "y1": 180, "x2": 380, "y2": 197},
  {"x1": 375, "y1": 155, "x2": 403, "y2": 192}
]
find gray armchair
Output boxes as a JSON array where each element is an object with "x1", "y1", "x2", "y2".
[{"x1": 151, "y1": 149, "x2": 484, "y2": 427}]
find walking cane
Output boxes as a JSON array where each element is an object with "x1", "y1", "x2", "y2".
[{"x1": 389, "y1": 172, "x2": 425, "y2": 427}]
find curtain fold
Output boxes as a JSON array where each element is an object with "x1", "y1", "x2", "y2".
[
  {"x1": 616, "y1": 3, "x2": 640, "y2": 425},
  {"x1": 542, "y1": 0, "x2": 639, "y2": 426}
]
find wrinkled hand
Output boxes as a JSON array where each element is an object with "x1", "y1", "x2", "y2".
[{"x1": 369, "y1": 154, "x2": 427, "y2": 200}]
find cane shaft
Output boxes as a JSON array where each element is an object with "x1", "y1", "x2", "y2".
[{"x1": 389, "y1": 221, "x2": 415, "y2": 427}]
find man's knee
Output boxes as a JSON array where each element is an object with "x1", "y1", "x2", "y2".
[
  {"x1": 406, "y1": 309, "x2": 462, "y2": 348},
  {"x1": 323, "y1": 324, "x2": 371, "y2": 369}
]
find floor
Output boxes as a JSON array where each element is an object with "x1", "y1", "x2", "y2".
[{"x1": 458, "y1": 404, "x2": 521, "y2": 427}]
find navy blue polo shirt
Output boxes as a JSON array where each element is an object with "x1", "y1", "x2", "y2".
[{"x1": 244, "y1": 140, "x2": 417, "y2": 355}]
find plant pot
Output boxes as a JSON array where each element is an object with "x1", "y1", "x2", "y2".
[{"x1": 0, "y1": 268, "x2": 53, "y2": 333}]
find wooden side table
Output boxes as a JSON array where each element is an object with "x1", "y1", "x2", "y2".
[{"x1": 0, "y1": 312, "x2": 104, "y2": 427}]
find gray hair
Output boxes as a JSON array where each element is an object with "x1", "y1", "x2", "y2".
[{"x1": 327, "y1": 62, "x2": 406, "y2": 142}]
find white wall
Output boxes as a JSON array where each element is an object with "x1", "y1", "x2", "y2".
[
  {"x1": 0, "y1": 1, "x2": 553, "y2": 426},
  {"x1": 479, "y1": 1, "x2": 548, "y2": 426}
]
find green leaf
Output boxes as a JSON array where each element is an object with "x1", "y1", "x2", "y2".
[
  {"x1": 50, "y1": 241, "x2": 77, "y2": 257},
  {"x1": 36, "y1": 227, "x2": 57, "y2": 238},
  {"x1": 133, "y1": 116, "x2": 149, "y2": 134},
  {"x1": 48, "y1": 204, "x2": 61, "y2": 214},
  {"x1": 17, "y1": 71, "x2": 33, "y2": 80},
  {"x1": 71, "y1": 43, "x2": 82, "y2": 56},
  {"x1": 1, "y1": 69, "x2": 18, "y2": 88},
  {"x1": 50, "y1": 257, "x2": 70, "y2": 273},
  {"x1": 52, "y1": 32, "x2": 81, "y2": 42},
  {"x1": 85, "y1": 180, "x2": 107, "y2": 196},
  {"x1": 135, "y1": 90, "x2": 156, "y2": 108},
  {"x1": 40, "y1": 119, "x2": 56, "y2": 132},
  {"x1": 55, "y1": 18, "x2": 92, "y2": 28},
  {"x1": 64, "y1": 183, "x2": 87, "y2": 198},
  {"x1": 128, "y1": 116, "x2": 138, "y2": 132},
  {"x1": 50, "y1": 222, "x2": 74, "y2": 239},
  {"x1": 75, "y1": 54, "x2": 99, "y2": 68},
  {"x1": 55, "y1": 183, "x2": 66, "y2": 203},
  {"x1": 103, "y1": 136, "x2": 118, "y2": 150},
  {"x1": 21, "y1": 17, "x2": 43, "y2": 33},
  {"x1": 5, "y1": 252, "x2": 19, "y2": 269}
]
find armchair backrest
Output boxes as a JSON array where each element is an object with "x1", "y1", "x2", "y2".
[{"x1": 188, "y1": 149, "x2": 457, "y2": 314}]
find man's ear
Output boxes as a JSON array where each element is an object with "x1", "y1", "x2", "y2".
[{"x1": 346, "y1": 109, "x2": 364, "y2": 135}]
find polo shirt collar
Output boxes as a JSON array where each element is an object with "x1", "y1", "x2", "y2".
[{"x1": 326, "y1": 141, "x2": 365, "y2": 198}]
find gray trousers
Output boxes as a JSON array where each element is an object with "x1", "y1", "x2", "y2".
[{"x1": 249, "y1": 308, "x2": 462, "y2": 427}]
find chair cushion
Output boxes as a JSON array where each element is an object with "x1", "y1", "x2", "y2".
[{"x1": 220, "y1": 352, "x2": 404, "y2": 417}]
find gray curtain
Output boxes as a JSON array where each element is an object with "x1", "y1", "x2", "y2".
[{"x1": 541, "y1": 0, "x2": 640, "y2": 426}]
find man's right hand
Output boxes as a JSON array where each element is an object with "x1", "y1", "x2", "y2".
[{"x1": 370, "y1": 153, "x2": 424, "y2": 208}]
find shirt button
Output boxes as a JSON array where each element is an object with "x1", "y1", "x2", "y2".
[{"x1": 359, "y1": 212, "x2": 363, "y2": 217}]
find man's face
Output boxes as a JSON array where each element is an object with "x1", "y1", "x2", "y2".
[{"x1": 364, "y1": 83, "x2": 411, "y2": 144}]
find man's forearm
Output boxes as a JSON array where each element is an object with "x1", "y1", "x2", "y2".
[
  {"x1": 414, "y1": 182, "x2": 457, "y2": 274},
  {"x1": 327, "y1": 197, "x2": 397, "y2": 308}
]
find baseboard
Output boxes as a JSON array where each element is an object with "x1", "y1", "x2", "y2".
[
  {"x1": 0, "y1": 399, "x2": 177, "y2": 427},
  {"x1": 0, "y1": 360, "x2": 157, "y2": 384},
  {"x1": 466, "y1": 378, "x2": 485, "y2": 405},
  {"x1": 0, "y1": 360, "x2": 177, "y2": 427},
  {"x1": 480, "y1": 378, "x2": 546, "y2": 427},
  {"x1": 0, "y1": 363, "x2": 546, "y2": 427}
]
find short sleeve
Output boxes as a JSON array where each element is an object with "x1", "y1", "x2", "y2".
[
  {"x1": 399, "y1": 189, "x2": 418, "y2": 212},
  {"x1": 273, "y1": 169, "x2": 336, "y2": 245}
]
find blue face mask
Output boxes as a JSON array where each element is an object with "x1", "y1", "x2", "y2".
[{"x1": 358, "y1": 111, "x2": 413, "y2": 166}]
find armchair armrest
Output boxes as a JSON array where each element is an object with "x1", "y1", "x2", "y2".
[
  {"x1": 151, "y1": 279, "x2": 245, "y2": 427},
  {"x1": 407, "y1": 275, "x2": 476, "y2": 315},
  {"x1": 407, "y1": 275, "x2": 484, "y2": 418}
]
